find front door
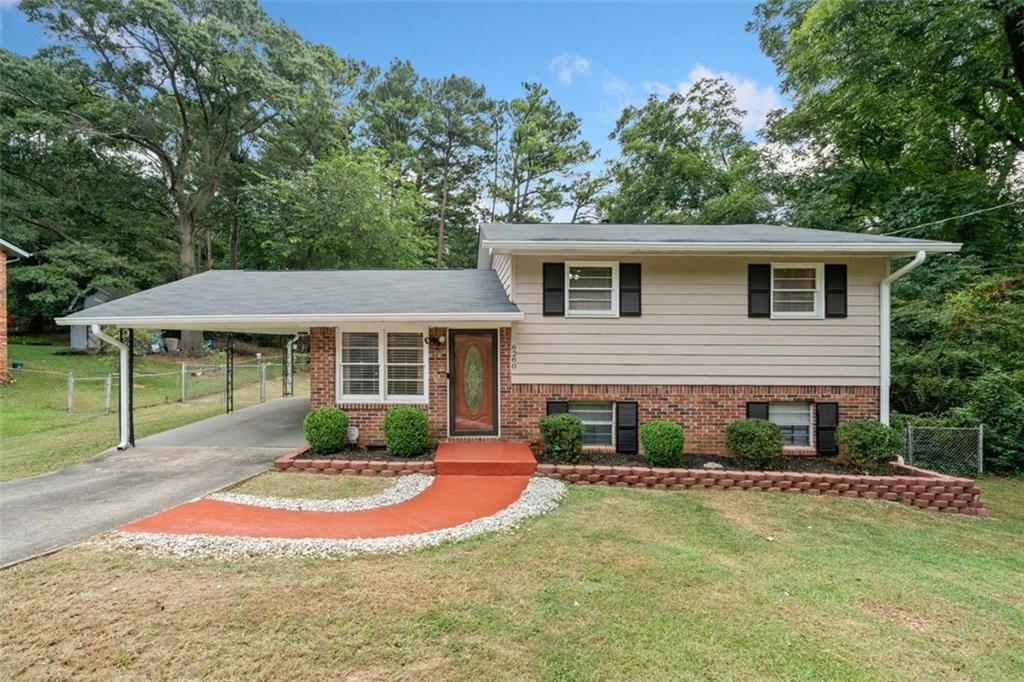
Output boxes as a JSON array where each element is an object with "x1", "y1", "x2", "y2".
[{"x1": 449, "y1": 330, "x2": 498, "y2": 435}]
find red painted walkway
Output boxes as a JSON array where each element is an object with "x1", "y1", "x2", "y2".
[{"x1": 119, "y1": 442, "x2": 537, "y2": 540}]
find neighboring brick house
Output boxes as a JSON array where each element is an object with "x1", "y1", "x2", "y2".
[
  {"x1": 1, "y1": 238, "x2": 31, "y2": 386},
  {"x1": 57, "y1": 223, "x2": 960, "y2": 456}
]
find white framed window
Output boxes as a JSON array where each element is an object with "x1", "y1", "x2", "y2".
[
  {"x1": 771, "y1": 263, "x2": 823, "y2": 319},
  {"x1": 566, "y1": 261, "x2": 619, "y2": 317},
  {"x1": 769, "y1": 402, "x2": 812, "y2": 447},
  {"x1": 337, "y1": 329, "x2": 427, "y2": 402},
  {"x1": 569, "y1": 401, "x2": 614, "y2": 446}
]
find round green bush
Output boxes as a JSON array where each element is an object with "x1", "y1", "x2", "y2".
[
  {"x1": 303, "y1": 406, "x2": 349, "y2": 454},
  {"x1": 725, "y1": 418, "x2": 784, "y2": 470},
  {"x1": 382, "y1": 406, "x2": 430, "y2": 458},
  {"x1": 837, "y1": 419, "x2": 902, "y2": 474},
  {"x1": 538, "y1": 413, "x2": 584, "y2": 464},
  {"x1": 640, "y1": 420, "x2": 685, "y2": 467}
]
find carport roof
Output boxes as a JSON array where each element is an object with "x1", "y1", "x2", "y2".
[{"x1": 55, "y1": 269, "x2": 523, "y2": 332}]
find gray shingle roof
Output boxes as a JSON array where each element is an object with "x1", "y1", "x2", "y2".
[
  {"x1": 57, "y1": 269, "x2": 522, "y2": 331},
  {"x1": 477, "y1": 222, "x2": 960, "y2": 266}
]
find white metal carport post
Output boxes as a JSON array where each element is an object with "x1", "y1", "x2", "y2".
[
  {"x1": 879, "y1": 250, "x2": 926, "y2": 425},
  {"x1": 91, "y1": 324, "x2": 132, "y2": 449}
]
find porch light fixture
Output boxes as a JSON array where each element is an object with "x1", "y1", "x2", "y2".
[{"x1": 425, "y1": 335, "x2": 446, "y2": 346}]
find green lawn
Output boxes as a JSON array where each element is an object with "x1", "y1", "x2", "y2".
[
  {"x1": 228, "y1": 471, "x2": 393, "y2": 499},
  {"x1": 0, "y1": 335, "x2": 307, "y2": 481},
  {"x1": 1, "y1": 478, "x2": 1021, "y2": 680}
]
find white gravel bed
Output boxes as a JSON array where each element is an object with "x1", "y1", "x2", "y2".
[
  {"x1": 209, "y1": 474, "x2": 433, "y2": 512},
  {"x1": 100, "y1": 477, "x2": 567, "y2": 560}
]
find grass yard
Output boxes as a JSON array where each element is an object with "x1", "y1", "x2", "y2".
[
  {"x1": 228, "y1": 472, "x2": 393, "y2": 499},
  {"x1": 0, "y1": 335, "x2": 308, "y2": 481},
  {"x1": 1, "y1": 478, "x2": 1021, "y2": 680}
]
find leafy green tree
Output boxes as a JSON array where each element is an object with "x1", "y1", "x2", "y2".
[
  {"x1": 489, "y1": 82, "x2": 595, "y2": 222},
  {"x1": 16, "y1": 0, "x2": 355, "y2": 350},
  {"x1": 602, "y1": 78, "x2": 772, "y2": 224},
  {"x1": 417, "y1": 75, "x2": 493, "y2": 266},
  {"x1": 359, "y1": 59, "x2": 424, "y2": 178},
  {"x1": 242, "y1": 150, "x2": 431, "y2": 270}
]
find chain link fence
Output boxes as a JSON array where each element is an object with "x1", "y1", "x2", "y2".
[
  {"x1": 9, "y1": 355, "x2": 309, "y2": 414},
  {"x1": 904, "y1": 425, "x2": 984, "y2": 477}
]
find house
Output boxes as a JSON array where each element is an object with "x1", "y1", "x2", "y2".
[
  {"x1": 67, "y1": 286, "x2": 129, "y2": 350},
  {"x1": 1, "y1": 237, "x2": 32, "y2": 385},
  {"x1": 55, "y1": 223, "x2": 960, "y2": 455}
]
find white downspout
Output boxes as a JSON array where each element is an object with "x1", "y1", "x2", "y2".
[
  {"x1": 286, "y1": 333, "x2": 300, "y2": 396},
  {"x1": 91, "y1": 324, "x2": 131, "y2": 449},
  {"x1": 880, "y1": 250, "x2": 926, "y2": 425}
]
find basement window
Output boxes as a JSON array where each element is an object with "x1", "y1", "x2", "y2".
[
  {"x1": 769, "y1": 402, "x2": 812, "y2": 447},
  {"x1": 569, "y1": 402, "x2": 614, "y2": 446}
]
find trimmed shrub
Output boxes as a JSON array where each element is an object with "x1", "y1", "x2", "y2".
[
  {"x1": 725, "y1": 418, "x2": 784, "y2": 470},
  {"x1": 304, "y1": 406, "x2": 349, "y2": 454},
  {"x1": 640, "y1": 420, "x2": 685, "y2": 467},
  {"x1": 539, "y1": 413, "x2": 584, "y2": 464},
  {"x1": 382, "y1": 406, "x2": 430, "y2": 458},
  {"x1": 837, "y1": 419, "x2": 902, "y2": 474}
]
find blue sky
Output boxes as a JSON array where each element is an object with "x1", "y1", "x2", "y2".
[{"x1": 0, "y1": 1, "x2": 782, "y2": 163}]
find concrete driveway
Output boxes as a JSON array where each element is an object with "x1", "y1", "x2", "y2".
[{"x1": 0, "y1": 397, "x2": 308, "y2": 568}]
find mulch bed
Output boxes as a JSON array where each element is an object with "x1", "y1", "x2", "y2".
[
  {"x1": 537, "y1": 452, "x2": 856, "y2": 474},
  {"x1": 295, "y1": 445, "x2": 434, "y2": 463}
]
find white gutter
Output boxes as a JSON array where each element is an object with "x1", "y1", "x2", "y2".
[
  {"x1": 879, "y1": 251, "x2": 927, "y2": 425},
  {"x1": 90, "y1": 324, "x2": 131, "y2": 449},
  {"x1": 481, "y1": 240, "x2": 962, "y2": 255},
  {"x1": 55, "y1": 311, "x2": 525, "y2": 327}
]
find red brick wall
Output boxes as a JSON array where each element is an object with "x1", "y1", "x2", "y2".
[
  {"x1": 308, "y1": 324, "x2": 879, "y2": 454},
  {"x1": 502, "y1": 384, "x2": 879, "y2": 455},
  {"x1": 0, "y1": 256, "x2": 7, "y2": 385},
  {"x1": 536, "y1": 462, "x2": 987, "y2": 516},
  {"x1": 308, "y1": 326, "x2": 449, "y2": 446}
]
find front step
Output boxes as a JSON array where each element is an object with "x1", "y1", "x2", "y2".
[{"x1": 434, "y1": 441, "x2": 537, "y2": 476}]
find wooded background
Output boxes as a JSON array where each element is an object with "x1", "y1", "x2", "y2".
[{"x1": 2, "y1": 0, "x2": 1021, "y2": 471}]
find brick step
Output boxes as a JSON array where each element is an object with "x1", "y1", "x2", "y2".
[{"x1": 434, "y1": 441, "x2": 537, "y2": 476}]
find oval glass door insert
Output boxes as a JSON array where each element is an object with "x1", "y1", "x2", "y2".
[{"x1": 463, "y1": 346, "x2": 484, "y2": 414}]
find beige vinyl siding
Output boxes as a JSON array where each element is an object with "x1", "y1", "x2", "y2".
[
  {"x1": 511, "y1": 255, "x2": 885, "y2": 385},
  {"x1": 493, "y1": 253, "x2": 514, "y2": 302}
]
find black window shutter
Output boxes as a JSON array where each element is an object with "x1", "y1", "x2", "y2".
[
  {"x1": 546, "y1": 401, "x2": 568, "y2": 415},
  {"x1": 748, "y1": 264, "x2": 771, "y2": 318},
  {"x1": 620, "y1": 263, "x2": 642, "y2": 316},
  {"x1": 816, "y1": 402, "x2": 839, "y2": 455},
  {"x1": 824, "y1": 264, "x2": 848, "y2": 318},
  {"x1": 542, "y1": 263, "x2": 565, "y2": 316},
  {"x1": 615, "y1": 401, "x2": 639, "y2": 455},
  {"x1": 746, "y1": 402, "x2": 769, "y2": 420}
]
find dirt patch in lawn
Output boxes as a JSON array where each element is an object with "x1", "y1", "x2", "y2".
[{"x1": 538, "y1": 452, "x2": 854, "y2": 474}]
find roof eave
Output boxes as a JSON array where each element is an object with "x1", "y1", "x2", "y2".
[
  {"x1": 55, "y1": 311, "x2": 526, "y2": 330},
  {"x1": 481, "y1": 240, "x2": 962, "y2": 255},
  {"x1": 0, "y1": 238, "x2": 32, "y2": 259}
]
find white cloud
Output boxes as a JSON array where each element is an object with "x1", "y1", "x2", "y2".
[
  {"x1": 549, "y1": 51, "x2": 591, "y2": 85},
  {"x1": 675, "y1": 64, "x2": 782, "y2": 135},
  {"x1": 0, "y1": 0, "x2": 21, "y2": 8}
]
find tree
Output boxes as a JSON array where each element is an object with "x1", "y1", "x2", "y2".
[
  {"x1": 418, "y1": 75, "x2": 493, "y2": 266},
  {"x1": 242, "y1": 149, "x2": 431, "y2": 270},
  {"x1": 490, "y1": 82, "x2": 595, "y2": 222},
  {"x1": 17, "y1": 0, "x2": 353, "y2": 351},
  {"x1": 567, "y1": 171, "x2": 611, "y2": 223},
  {"x1": 601, "y1": 78, "x2": 772, "y2": 224},
  {"x1": 359, "y1": 59, "x2": 423, "y2": 177}
]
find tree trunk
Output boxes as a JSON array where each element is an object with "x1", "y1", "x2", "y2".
[
  {"x1": 177, "y1": 210, "x2": 205, "y2": 356},
  {"x1": 435, "y1": 172, "x2": 449, "y2": 267}
]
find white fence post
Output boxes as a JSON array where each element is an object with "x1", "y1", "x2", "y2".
[
  {"x1": 103, "y1": 374, "x2": 113, "y2": 414},
  {"x1": 67, "y1": 371, "x2": 74, "y2": 413},
  {"x1": 906, "y1": 423, "x2": 914, "y2": 467},
  {"x1": 180, "y1": 362, "x2": 187, "y2": 403},
  {"x1": 259, "y1": 362, "x2": 267, "y2": 403}
]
